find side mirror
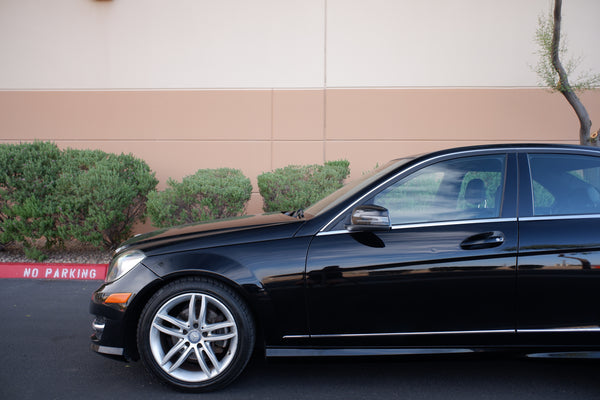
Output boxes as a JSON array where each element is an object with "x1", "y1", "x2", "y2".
[{"x1": 346, "y1": 205, "x2": 391, "y2": 232}]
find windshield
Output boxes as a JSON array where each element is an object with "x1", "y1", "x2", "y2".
[{"x1": 305, "y1": 158, "x2": 414, "y2": 217}]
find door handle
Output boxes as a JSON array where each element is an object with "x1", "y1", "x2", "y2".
[{"x1": 460, "y1": 231, "x2": 505, "y2": 250}]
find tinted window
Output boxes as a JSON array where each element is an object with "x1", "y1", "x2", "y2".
[
  {"x1": 529, "y1": 154, "x2": 600, "y2": 216},
  {"x1": 373, "y1": 155, "x2": 506, "y2": 225},
  {"x1": 305, "y1": 158, "x2": 413, "y2": 217}
]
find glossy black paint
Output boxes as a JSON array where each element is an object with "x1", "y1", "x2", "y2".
[
  {"x1": 306, "y1": 220, "x2": 518, "y2": 342},
  {"x1": 90, "y1": 143, "x2": 600, "y2": 363}
]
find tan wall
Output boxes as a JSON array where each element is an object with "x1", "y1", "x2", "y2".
[{"x1": 1, "y1": 88, "x2": 598, "y2": 217}]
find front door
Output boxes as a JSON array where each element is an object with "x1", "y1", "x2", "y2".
[{"x1": 306, "y1": 152, "x2": 518, "y2": 346}]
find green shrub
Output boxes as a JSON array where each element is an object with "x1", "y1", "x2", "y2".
[
  {"x1": 60, "y1": 147, "x2": 109, "y2": 175},
  {"x1": 0, "y1": 141, "x2": 63, "y2": 253},
  {"x1": 55, "y1": 151, "x2": 158, "y2": 249},
  {"x1": 0, "y1": 143, "x2": 158, "y2": 258},
  {"x1": 147, "y1": 168, "x2": 252, "y2": 228},
  {"x1": 258, "y1": 160, "x2": 350, "y2": 212}
]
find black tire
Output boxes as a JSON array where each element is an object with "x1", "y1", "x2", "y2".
[{"x1": 137, "y1": 277, "x2": 255, "y2": 392}]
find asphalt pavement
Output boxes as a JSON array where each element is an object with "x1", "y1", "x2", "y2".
[{"x1": 1, "y1": 279, "x2": 599, "y2": 399}]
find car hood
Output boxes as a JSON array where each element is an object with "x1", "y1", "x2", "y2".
[{"x1": 116, "y1": 213, "x2": 306, "y2": 256}]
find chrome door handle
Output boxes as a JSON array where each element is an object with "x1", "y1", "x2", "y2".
[{"x1": 460, "y1": 231, "x2": 505, "y2": 250}]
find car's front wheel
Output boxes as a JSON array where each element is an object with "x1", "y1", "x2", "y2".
[{"x1": 137, "y1": 277, "x2": 255, "y2": 391}]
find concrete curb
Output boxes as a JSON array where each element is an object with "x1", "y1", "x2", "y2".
[{"x1": 0, "y1": 262, "x2": 107, "y2": 280}]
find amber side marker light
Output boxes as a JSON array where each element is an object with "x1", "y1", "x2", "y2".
[{"x1": 104, "y1": 293, "x2": 132, "y2": 304}]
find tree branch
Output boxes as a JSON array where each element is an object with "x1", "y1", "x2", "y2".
[{"x1": 551, "y1": 0, "x2": 593, "y2": 145}]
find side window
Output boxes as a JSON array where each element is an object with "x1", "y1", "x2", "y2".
[
  {"x1": 373, "y1": 154, "x2": 506, "y2": 225},
  {"x1": 529, "y1": 154, "x2": 600, "y2": 216}
]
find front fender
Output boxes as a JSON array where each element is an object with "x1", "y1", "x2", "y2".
[{"x1": 140, "y1": 237, "x2": 311, "y2": 345}]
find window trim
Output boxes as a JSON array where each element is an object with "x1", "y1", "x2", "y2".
[
  {"x1": 520, "y1": 214, "x2": 600, "y2": 222},
  {"x1": 317, "y1": 217, "x2": 518, "y2": 237},
  {"x1": 320, "y1": 149, "x2": 512, "y2": 232},
  {"x1": 523, "y1": 152, "x2": 600, "y2": 219}
]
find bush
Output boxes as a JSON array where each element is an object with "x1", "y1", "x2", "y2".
[
  {"x1": 0, "y1": 143, "x2": 158, "y2": 258},
  {"x1": 55, "y1": 151, "x2": 158, "y2": 249},
  {"x1": 258, "y1": 160, "x2": 350, "y2": 212},
  {"x1": 147, "y1": 168, "x2": 252, "y2": 228},
  {"x1": 0, "y1": 141, "x2": 63, "y2": 252}
]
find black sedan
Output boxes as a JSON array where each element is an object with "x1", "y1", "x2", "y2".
[{"x1": 90, "y1": 143, "x2": 600, "y2": 391}]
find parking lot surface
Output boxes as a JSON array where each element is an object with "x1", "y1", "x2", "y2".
[{"x1": 1, "y1": 279, "x2": 599, "y2": 399}]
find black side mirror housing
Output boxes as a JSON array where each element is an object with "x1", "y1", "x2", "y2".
[{"x1": 346, "y1": 205, "x2": 391, "y2": 232}]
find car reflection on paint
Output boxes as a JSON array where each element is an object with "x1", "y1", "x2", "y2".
[{"x1": 90, "y1": 144, "x2": 600, "y2": 391}]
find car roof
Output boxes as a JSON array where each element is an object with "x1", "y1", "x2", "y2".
[{"x1": 406, "y1": 143, "x2": 600, "y2": 163}]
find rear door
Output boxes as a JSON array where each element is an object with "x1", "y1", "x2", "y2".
[{"x1": 517, "y1": 151, "x2": 600, "y2": 345}]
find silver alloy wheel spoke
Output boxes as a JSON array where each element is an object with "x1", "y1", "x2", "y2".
[
  {"x1": 168, "y1": 345, "x2": 193, "y2": 373},
  {"x1": 194, "y1": 347, "x2": 212, "y2": 377},
  {"x1": 204, "y1": 321, "x2": 235, "y2": 332},
  {"x1": 188, "y1": 294, "x2": 197, "y2": 326},
  {"x1": 161, "y1": 339, "x2": 187, "y2": 366},
  {"x1": 152, "y1": 322, "x2": 186, "y2": 339},
  {"x1": 198, "y1": 295, "x2": 207, "y2": 327},
  {"x1": 204, "y1": 331, "x2": 236, "y2": 342},
  {"x1": 202, "y1": 343, "x2": 221, "y2": 372},
  {"x1": 156, "y1": 312, "x2": 188, "y2": 330}
]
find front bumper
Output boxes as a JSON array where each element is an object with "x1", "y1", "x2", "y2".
[
  {"x1": 89, "y1": 263, "x2": 161, "y2": 361},
  {"x1": 90, "y1": 315, "x2": 127, "y2": 359}
]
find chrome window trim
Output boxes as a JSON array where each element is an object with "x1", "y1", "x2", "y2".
[
  {"x1": 517, "y1": 327, "x2": 600, "y2": 334},
  {"x1": 317, "y1": 230, "x2": 350, "y2": 237},
  {"x1": 520, "y1": 214, "x2": 600, "y2": 222},
  {"x1": 317, "y1": 217, "x2": 517, "y2": 237},
  {"x1": 390, "y1": 217, "x2": 516, "y2": 229}
]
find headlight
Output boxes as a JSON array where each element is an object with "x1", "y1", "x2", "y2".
[{"x1": 106, "y1": 250, "x2": 146, "y2": 283}]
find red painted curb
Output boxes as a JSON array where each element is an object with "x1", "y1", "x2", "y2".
[{"x1": 0, "y1": 262, "x2": 107, "y2": 280}]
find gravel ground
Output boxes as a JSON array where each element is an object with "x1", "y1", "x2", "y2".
[{"x1": 0, "y1": 241, "x2": 112, "y2": 264}]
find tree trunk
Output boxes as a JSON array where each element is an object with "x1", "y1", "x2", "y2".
[{"x1": 551, "y1": 0, "x2": 594, "y2": 146}]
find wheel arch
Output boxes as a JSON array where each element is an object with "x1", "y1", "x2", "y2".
[{"x1": 122, "y1": 268, "x2": 266, "y2": 361}]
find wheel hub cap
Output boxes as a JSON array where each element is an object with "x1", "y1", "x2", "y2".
[{"x1": 188, "y1": 330, "x2": 201, "y2": 344}]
